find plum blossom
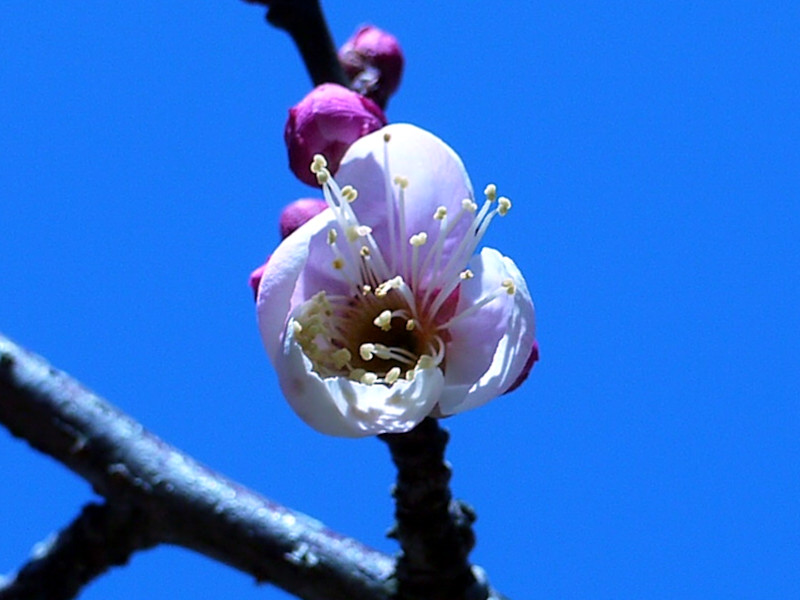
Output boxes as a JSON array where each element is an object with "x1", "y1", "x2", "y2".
[{"x1": 257, "y1": 124, "x2": 536, "y2": 437}]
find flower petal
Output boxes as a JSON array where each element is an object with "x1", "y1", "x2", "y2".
[
  {"x1": 335, "y1": 124, "x2": 475, "y2": 281},
  {"x1": 256, "y1": 209, "x2": 340, "y2": 360},
  {"x1": 275, "y1": 321, "x2": 445, "y2": 437},
  {"x1": 437, "y1": 247, "x2": 536, "y2": 415}
]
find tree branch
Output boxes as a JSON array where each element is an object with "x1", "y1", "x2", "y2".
[
  {"x1": 243, "y1": 0, "x2": 348, "y2": 87},
  {"x1": 0, "y1": 333, "x2": 393, "y2": 600},
  {"x1": 380, "y1": 420, "x2": 508, "y2": 600},
  {"x1": 0, "y1": 502, "x2": 156, "y2": 600}
]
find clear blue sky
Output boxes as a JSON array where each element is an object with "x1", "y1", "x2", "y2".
[{"x1": 1, "y1": 2, "x2": 798, "y2": 598}]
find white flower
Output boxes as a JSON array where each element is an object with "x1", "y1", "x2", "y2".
[{"x1": 257, "y1": 124, "x2": 536, "y2": 437}]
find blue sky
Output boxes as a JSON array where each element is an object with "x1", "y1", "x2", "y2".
[{"x1": 1, "y1": 2, "x2": 797, "y2": 598}]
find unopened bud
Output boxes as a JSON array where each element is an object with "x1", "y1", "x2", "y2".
[
  {"x1": 338, "y1": 25, "x2": 404, "y2": 109},
  {"x1": 285, "y1": 83, "x2": 387, "y2": 187},
  {"x1": 279, "y1": 198, "x2": 328, "y2": 239}
]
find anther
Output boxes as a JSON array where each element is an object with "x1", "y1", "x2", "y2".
[
  {"x1": 460, "y1": 269, "x2": 474, "y2": 280},
  {"x1": 417, "y1": 355, "x2": 436, "y2": 369},
  {"x1": 360, "y1": 372, "x2": 378, "y2": 385},
  {"x1": 462, "y1": 198, "x2": 478, "y2": 212},
  {"x1": 409, "y1": 232, "x2": 428, "y2": 247},
  {"x1": 434, "y1": 206, "x2": 448, "y2": 220},
  {"x1": 341, "y1": 185, "x2": 358, "y2": 202},
  {"x1": 360, "y1": 246, "x2": 371, "y2": 257},
  {"x1": 310, "y1": 154, "x2": 328, "y2": 173},
  {"x1": 385, "y1": 367, "x2": 401, "y2": 385},
  {"x1": 316, "y1": 169, "x2": 330, "y2": 185},
  {"x1": 383, "y1": 132, "x2": 391, "y2": 142},
  {"x1": 373, "y1": 310, "x2": 393, "y2": 331},
  {"x1": 332, "y1": 348, "x2": 352, "y2": 368},
  {"x1": 332, "y1": 257, "x2": 344, "y2": 270},
  {"x1": 484, "y1": 183, "x2": 497, "y2": 202},
  {"x1": 393, "y1": 175, "x2": 409, "y2": 189},
  {"x1": 501, "y1": 278, "x2": 516, "y2": 294},
  {"x1": 405, "y1": 319, "x2": 417, "y2": 331},
  {"x1": 498, "y1": 197, "x2": 511, "y2": 216},
  {"x1": 360, "y1": 343, "x2": 376, "y2": 361},
  {"x1": 327, "y1": 229, "x2": 338, "y2": 244}
]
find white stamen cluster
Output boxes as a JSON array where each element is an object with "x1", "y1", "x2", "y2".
[{"x1": 292, "y1": 138, "x2": 515, "y2": 389}]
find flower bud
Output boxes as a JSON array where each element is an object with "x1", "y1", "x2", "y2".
[
  {"x1": 279, "y1": 198, "x2": 328, "y2": 240},
  {"x1": 249, "y1": 198, "x2": 329, "y2": 300},
  {"x1": 285, "y1": 83, "x2": 387, "y2": 186},
  {"x1": 338, "y1": 25, "x2": 404, "y2": 109}
]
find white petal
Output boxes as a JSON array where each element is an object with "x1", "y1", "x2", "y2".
[
  {"x1": 335, "y1": 124, "x2": 475, "y2": 281},
  {"x1": 437, "y1": 248, "x2": 536, "y2": 415},
  {"x1": 256, "y1": 209, "x2": 338, "y2": 360},
  {"x1": 275, "y1": 321, "x2": 445, "y2": 437}
]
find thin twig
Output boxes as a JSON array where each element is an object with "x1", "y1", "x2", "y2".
[
  {"x1": 243, "y1": 0, "x2": 348, "y2": 86},
  {"x1": 0, "y1": 333, "x2": 393, "y2": 600}
]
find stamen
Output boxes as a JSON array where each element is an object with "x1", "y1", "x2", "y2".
[
  {"x1": 409, "y1": 232, "x2": 427, "y2": 247},
  {"x1": 498, "y1": 196, "x2": 511, "y2": 216},
  {"x1": 341, "y1": 185, "x2": 358, "y2": 203},
  {"x1": 310, "y1": 154, "x2": 328, "y2": 172},
  {"x1": 460, "y1": 269, "x2": 474, "y2": 280},
  {"x1": 406, "y1": 319, "x2": 417, "y2": 331},
  {"x1": 360, "y1": 246, "x2": 371, "y2": 258},
  {"x1": 385, "y1": 367, "x2": 401, "y2": 385},
  {"x1": 434, "y1": 206, "x2": 448, "y2": 220},
  {"x1": 332, "y1": 257, "x2": 344, "y2": 270},
  {"x1": 393, "y1": 175, "x2": 409, "y2": 189},
  {"x1": 315, "y1": 168, "x2": 330, "y2": 185},
  {"x1": 373, "y1": 310, "x2": 393, "y2": 331},
  {"x1": 462, "y1": 198, "x2": 478, "y2": 212},
  {"x1": 383, "y1": 132, "x2": 391, "y2": 142},
  {"x1": 327, "y1": 229, "x2": 337, "y2": 244},
  {"x1": 360, "y1": 372, "x2": 378, "y2": 385},
  {"x1": 417, "y1": 355, "x2": 436, "y2": 370},
  {"x1": 332, "y1": 348, "x2": 352, "y2": 368},
  {"x1": 360, "y1": 343, "x2": 376, "y2": 361},
  {"x1": 502, "y1": 278, "x2": 516, "y2": 294},
  {"x1": 484, "y1": 183, "x2": 497, "y2": 202}
]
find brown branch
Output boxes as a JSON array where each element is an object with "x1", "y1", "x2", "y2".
[
  {"x1": 380, "y1": 420, "x2": 509, "y2": 600},
  {"x1": 0, "y1": 333, "x2": 393, "y2": 600},
  {"x1": 243, "y1": 0, "x2": 348, "y2": 87}
]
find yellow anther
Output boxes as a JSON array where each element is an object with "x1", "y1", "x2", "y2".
[
  {"x1": 405, "y1": 319, "x2": 417, "y2": 331},
  {"x1": 393, "y1": 175, "x2": 409, "y2": 189},
  {"x1": 362, "y1": 284, "x2": 372, "y2": 295},
  {"x1": 360, "y1": 343, "x2": 376, "y2": 361},
  {"x1": 462, "y1": 198, "x2": 478, "y2": 212},
  {"x1": 349, "y1": 368, "x2": 366, "y2": 382},
  {"x1": 373, "y1": 310, "x2": 393, "y2": 331},
  {"x1": 332, "y1": 257, "x2": 344, "y2": 270},
  {"x1": 341, "y1": 185, "x2": 358, "y2": 202},
  {"x1": 434, "y1": 206, "x2": 448, "y2": 220},
  {"x1": 383, "y1": 132, "x2": 391, "y2": 142},
  {"x1": 417, "y1": 355, "x2": 436, "y2": 370},
  {"x1": 332, "y1": 348, "x2": 352, "y2": 368},
  {"x1": 375, "y1": 276, "x2": 403, "y2": 297},
  {"x1": 327, "y1": 229, "x2": 338, "y2": 244},
  {"x1": 484, "y1": 183, "x2": 497, "y2": 202},
  {"x1": 346, "y1": 226, "x2": 360, "y2": 242},
  {"x1": 498, "y1": 196, "x2": 511, "y2": 216},
  {"x1": 360, "y1": 246, "x2": 371, "y2": 257},
  {"x1": 310, "y1": 154, "x2": 327, "y2": 172},
  {"x1": 501, "y1": 278, "x2": 516, "y2": 295},
  {"x1": 409, "y1": 232, "x2": 428, "y2": 247},
  {"x1": 460, "y1": 269, "x2": 475, "y2": 280},
  {"x1": 315, "y1": 169, "x2": 330, "y2": 185},
  {"x1": 292, "y1": 321, "x2": 303, "y2": 334},
  {"x1": 405, "y1": 369, "x2": 416, "y2": 381},
  {"x1": 385, "y1": 367, "x2": 401, "y2": 385},
  {"x1": 360, "y1": 372, "x2": 378, "y2": 386}
]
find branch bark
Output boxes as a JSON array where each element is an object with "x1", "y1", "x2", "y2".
[
  {"x1": 0, "y1": 333, "x2": 393, "y2": 600},
  {"x1": 243, "y1": 0, "x2": 348, "y2": 87}
]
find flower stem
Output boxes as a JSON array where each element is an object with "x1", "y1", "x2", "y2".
[{"x1": 379, "y1": 418, "x2": 490, "y2": 600}]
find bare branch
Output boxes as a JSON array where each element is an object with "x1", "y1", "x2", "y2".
[
  {"x1": 243, "y1": 0, "x2": 348, "y2": 87},
  {"x1": 0, "y1": 333, "x2": 393, "y2": 600},
  {"x1": 0, "y1": 503, "x2": 156, "y2": 600}
]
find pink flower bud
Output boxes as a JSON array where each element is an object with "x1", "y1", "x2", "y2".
[
  {"x1": 250, "y1": 198, "x2": 330, "y2": 300},
  {"x1": 339, "y1": 25, "x2": 404, "y2": 109},
  {"x1": 285, "y1": 83, "x2": 387, "y2": 187},
  {"x1": 279, "y1": 198, "x2": 328, "y2": 240}
]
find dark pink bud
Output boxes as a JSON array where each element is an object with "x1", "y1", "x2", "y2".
[
  {"x1": 285, "y1": 83, "x2": 387, "y2": 187},
  {"x1": 279, "y1": 198, "x2": 328, "y2": 239},
  {"x1": 249, "y1": 262, "x2": 267, "y2": 300},
  {"x1": 504, "y1": 340, "x2": 539, "y2": 395},
  {"x1": 339, "y1": 25, "x2": 404, "y2": 109}
]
